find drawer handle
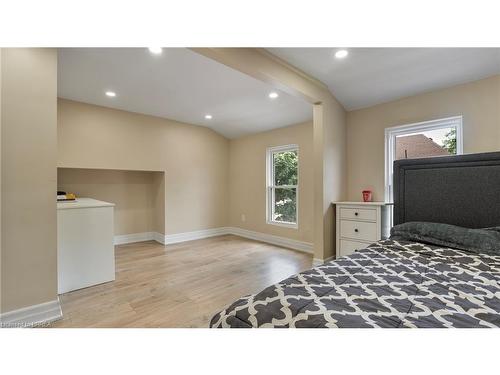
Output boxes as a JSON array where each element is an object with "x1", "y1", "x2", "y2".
[
  {"x1": 354, "y1": 228, "x2": 359, "y2": 233},
  {"x1": 354, "y1": 212, "x2": 359, "y2": 216}
]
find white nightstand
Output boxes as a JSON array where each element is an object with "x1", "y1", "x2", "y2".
[{"x1": 333, "y1": 202, "x2": 391, "y2": 259}]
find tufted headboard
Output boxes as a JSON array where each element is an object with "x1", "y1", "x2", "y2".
[{"x1": 393, "y1": 151, "x2": 500, "y2": 228}]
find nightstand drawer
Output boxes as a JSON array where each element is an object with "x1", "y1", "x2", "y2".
[
  {"x1": 339, "y1": 239, "x2": 371, "y2": 257},
  {"x1": 339, "y1": 207, "x2": 376, "y2": 221},
  {"x1": 340, "y1": 220, "x2": 378, "y2": 242},
  {"x1": 335, "y1": 202, "x2": 390, "y2": 260}
]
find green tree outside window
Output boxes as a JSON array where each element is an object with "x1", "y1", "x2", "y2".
[
  {"x1": 442, "y1": 128, "x2": 457, "y2": 154},
  {"x1": 272, "y1": 150, "x2": 298, "y2": 223}
]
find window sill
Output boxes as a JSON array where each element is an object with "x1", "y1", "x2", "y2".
[{"x1": 266, "y1": 220, "x2": 298, "y2": 229}]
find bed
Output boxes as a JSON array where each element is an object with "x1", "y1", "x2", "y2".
[{"x1": 210, "y1": 152, "x2": 500, "y2": 328}]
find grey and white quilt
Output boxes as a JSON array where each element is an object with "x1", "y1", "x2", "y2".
[{"x1": 210, "y1": 239, "x2": 500, "y2": 328}]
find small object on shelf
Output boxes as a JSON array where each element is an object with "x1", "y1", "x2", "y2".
[
  {"x1": 57, "y1": 191, "x2": 77, "y2": 201},
  {"x1": 362, "y1": 190, "x2": 372, "y2": 202}
]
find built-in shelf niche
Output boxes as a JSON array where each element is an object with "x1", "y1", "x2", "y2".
[{"x1": 57, "y1": 167, "x2": 166, "y2": 238}]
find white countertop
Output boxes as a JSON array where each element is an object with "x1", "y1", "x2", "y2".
[
  {"x1": 332, "y1": 201, "x2": 393, "y2": 206},
  {"x1": 57, "y1": 197, "x2": 115, "y2": 210}
]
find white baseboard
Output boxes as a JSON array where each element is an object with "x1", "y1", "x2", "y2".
[
  {"x1": 153, "y1": 231, "x2": 166, "y2": 244},
  {"x1": 0, "y1": 298, "x2": 62, "y2": 328},
  {"x1": 227, "y1": 227, "x2": 313, "y2": 254},
  {"x1": 114, "y1": 229, "x2": 228, "y2": 246},
  {"x1": 114, "y1": 232, "x2": 156, "y2": 245},
  {"x1": 163, "y1": 227, "x2": 231, "y2": 245},
  {"x1": 114, "y1": 227, "x2": 314, "y2": 255},
  {"x1": 312, "y1": 255, "x2": 335, "y2": 266}
]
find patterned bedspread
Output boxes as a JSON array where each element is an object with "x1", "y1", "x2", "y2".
[{"x1": 210, "y1": 239, "x2": 500, "y2": 328}]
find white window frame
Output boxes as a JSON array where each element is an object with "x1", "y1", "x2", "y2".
[
  {"x1": 266, "y1": 144, "x2": 299, "y2": 229},
  {"x1": 385, "y1": 116, "x2": 463, "y2": 202}
]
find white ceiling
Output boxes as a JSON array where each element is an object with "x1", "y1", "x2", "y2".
[
  {"x1": 58, "y1": 48, "x2": 312, "y2": 139},
  {"x1": 267, "y1": 48, "x2": 500, "y2": 110},
  {"x1": 59, "y1": 48, "x2": 500, "y2": 135}
]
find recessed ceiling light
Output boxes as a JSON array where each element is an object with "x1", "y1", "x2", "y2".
[
  {"x1": 268, "y1": 92, "x2": 279, "y2": 99},
  {"x1": 105, "y1": 91, "x2": 116, "y2": 97},
  {"x1": 334, "y1": 49, "x2": 349, "y2": 59},
  {"x1": 205, "y1": 114, "x2": 213, "y2": 120},
  {"x1": 148, "y1": 47, "x2": 163, "y2": 55}
]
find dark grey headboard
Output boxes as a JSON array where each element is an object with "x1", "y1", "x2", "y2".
[{"x1": 393, "y1": 152, "x2": 500, "y2": 228}]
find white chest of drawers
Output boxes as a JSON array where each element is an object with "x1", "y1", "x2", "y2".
[{"x1": 334, "y1": 202, "x2": 391, "y2": 259}]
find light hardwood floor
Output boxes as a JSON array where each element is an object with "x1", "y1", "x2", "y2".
[{"x1": 50, "y1": 235, "x2": 312, "y2": 328}]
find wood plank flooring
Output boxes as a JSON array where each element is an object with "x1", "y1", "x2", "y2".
[{"x1": 50, "y1": 235, "x2": 313, "y2": 328}]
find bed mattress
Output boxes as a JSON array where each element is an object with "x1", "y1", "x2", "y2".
[{"x1": 210, "y1": 239, "x2": 500, "y2": 328}]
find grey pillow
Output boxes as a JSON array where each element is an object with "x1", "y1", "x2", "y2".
[{"x1": 390, "y1": 221, "x2": 500, "y2": 255}]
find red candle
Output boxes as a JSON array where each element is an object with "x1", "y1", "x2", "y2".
[{"x1": 362, "y1": 190, "x2": 372, "y2": 202}]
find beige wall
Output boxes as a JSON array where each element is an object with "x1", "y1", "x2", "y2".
[
  {"x1": 58, "y1": 99, "x2": 229, "y2": 235},
  {"x1": 347, "y1": 75, "x2": 500, "y2": 202},
  {"x1": 194, "y1": 49, "x2": 347, "y2": 260},
  {"x1": 58, "y1": 168, "x2": 166, "y2": 236},
  {"x1": 229, "y1": 121, "x2": 313, "y2": 243},
  {"x1": 58, "y1": 99, "x2": 317, "y2": 244},
  {"x1": 317, "y1": 99, "x2": 347, "y2": 259},
  {"x1": 59, "y1": 49, "x2": 347, "y2": 261},
  {"x1": 151, "y1": 171, "x2": 166, "y2": 234},
  {"x1": 1, "y1": 49, "x2": 58, "y2": 313},
  {"x1": 0, "y1": 48, "x2": 3, "y2": 314}
]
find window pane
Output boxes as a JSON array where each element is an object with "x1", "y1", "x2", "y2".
[
  {"x1": 395, "y1": 127, "x2": 456, "y2": 160},
  {"x1": 273, "y1": 150, "x2": 298, "y2": 186},
  {"x1": 273, "y1": 187, "x2": 296, "y2": 224}
]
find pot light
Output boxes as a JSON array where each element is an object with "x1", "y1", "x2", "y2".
[
  {"x1": 268, "y1": 92, "x2": 279, "y2": 99},
  {"x1": 334, "y1": 49, "x2": 349, "y2": 59},
  {"x1": 148, "y1": 47, "x2": 163, "y2": 55},
  {"x1": 105, "y1": 91, "x2": 116, "y2": 97},
  {"x1": 205, "y1": 114, "x2": 213, "y2": 120}
]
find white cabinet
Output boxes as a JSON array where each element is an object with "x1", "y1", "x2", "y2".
[
  {"x1": 57, "y1": 198, "x2": 115, "y2": 294},
  {"x1": 334, "y1": 202, "x2": 390, "y2": 259}
]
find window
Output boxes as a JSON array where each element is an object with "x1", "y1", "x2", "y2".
[
  {"x1": 266, "y1": 144, "x2": 299, "y2": 228},
  {"x1": 385, "y1": 116, "x2": 463, "y2": 202}
]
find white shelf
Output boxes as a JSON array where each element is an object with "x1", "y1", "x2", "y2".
[{"x1": 57, "y1": 197, "x2": 115, "y2": 210}]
